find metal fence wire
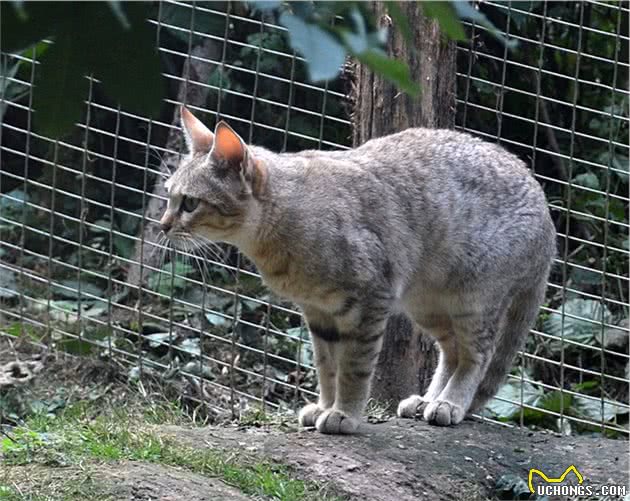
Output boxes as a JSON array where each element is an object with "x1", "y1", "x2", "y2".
[{"x1": 1, "y1": 1, "x2": 628, "y2": 436}]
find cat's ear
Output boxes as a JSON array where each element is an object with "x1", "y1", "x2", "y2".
[
  {"x1": 211, "y1": 121, "x2": 267, "y2": 197},
  {"x1": 211, "y1": 121, "x2": 247, "y2": 166},
  {"x1": 180, "y1": 106, "x2": 214, "y2": 155}
]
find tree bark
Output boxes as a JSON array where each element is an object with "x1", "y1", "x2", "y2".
[
  {"x1": 352, "y1": 2, "x2": 456, "y2": 406},
  {"x1": 127, "y1": 38, "x2": 221, "y2": 289}
]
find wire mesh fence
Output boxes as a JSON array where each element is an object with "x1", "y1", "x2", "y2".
[{"x1": 1, "y1": 1, "x2": 628, "y2": 436}]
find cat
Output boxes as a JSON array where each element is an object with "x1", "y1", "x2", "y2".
[{"x1": 160, "y1": 106, "x2": 556, "y2": 434}]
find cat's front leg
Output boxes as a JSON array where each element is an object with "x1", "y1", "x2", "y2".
[
  {"x1": 315, "y1": 322, "x2": 386, "y2": 435},
  {"x1": 299, "y1": 333, "x2": 337, "y2": 427}
]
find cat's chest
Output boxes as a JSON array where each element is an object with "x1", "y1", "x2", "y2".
[{"x1": 260, "y1": 266, "x2": 344, "y2": 313}]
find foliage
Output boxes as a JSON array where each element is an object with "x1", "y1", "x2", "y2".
[
  {"x1": 0, "y1": 55, "x2": 29, "y2": 121},
  {"x1": 2, "y1": 2, "x2": 163, "y2": 136},
  {"x1": 486, "y1": 370, "x2": 628, "y2": 436},
  {"x1": 0, "y1": 401, "x2": 339, "y2": 501},
  {"x1": 0, "y1": 1, "x2": 512, "y2": 136},
  {"x1": 543, "y1": 298, "x2": 627, "y2": 348},
  {"x1": 494, "y1": 473, "x2": 536, "y2": 500},
  {"x1": 462, "y1": 1, "x2": 629, "y2": 436},
  {"x1": 257, "y1": 1, "x2": 511, "y2": 95},
  {"x1": 0, "y1": 0, "x2": 627, "y2": 439}
]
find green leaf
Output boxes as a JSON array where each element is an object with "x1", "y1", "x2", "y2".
[
  {"x1": 279, "y1": 12, "x2": 346, "y2": 82},
  {"x1": 611, "y1": 153, "x2": 629, "y2": 183},
  {"x1": 570, "y1": 266, "x2": 600, "y2": 286},
  {"x1": 8, "y1": 3, "x2": 162, "y2": 136},
  {"x1": 358, "y1": 50, "x2": 421, "y2": 96},
  {"x1": 536, "y1": 390, "x2": 572, "y2": 414},
  {"x1": 0, "y1": 2, "x2": 61, "y2": 53},
  {"x1": 285, "y1": 327, "x2": 313, "y2": 366},
  {"x1": 0, "y1": 189, "x2": 30, "y2": 215},
  {"x1": 148, "y1": 261, "x2": 194, "y2": 296},
  {"x1": 113, "y1": 235, "x2": 135, "y2": 259},
  {"x1": 91, "y1": 219, "x2": 112, "y2": 233},
  {"x1": 453, "y1": 1, "x2": 518, "y2": 49},
  {"x1": 494, "y1": 473, "x2": 532, "y2": 500},
  {"x1": 52, "y1": 280, "x2": 105, "y2": 300},
  {"x1": 574, "y1": 395, "x2": 629, "y2": 422},
  {"x1": 205, "y1": 312, "x2": 230, "y2": 327},
  {"x1": 572, "y1": 172, "x2": 600, "y2": 190},
  {"x1": 0, "y1": 267, "x2": 18, "y2": 299},
  {"x1": 57, "y1": 338, "x2": 95, "y2": 356},
  {"x1": 285, "y1": 327, "x2": 308, "y2": 340},
  {"x1": 421, "y1": 1, "x2": 466, "y2": 41},
  {"x1": 485, "y1": 377, "x2": 544, "y2": 419},
  {"x1": 145, "y1": 332, "x2": 171, "y2": 350},
  {"x1": 178, "y1": 338, "x2": 201, "y2": 356},
  {"x1": 32, "y1": 32, "x2": 89, "y2": 137},
  {"x1": 83, "y1": 3, "x2": 163, "y2": 117},
  {"x1": 544, "y1": 298, "x2": 613, "y2": 347},
  {"x1": 4, "y1": 323, "x2": 22, "y2": 338},
  {"x1": 160, "y1": 2, "x2": 227, "y2": 44},
  {"x1": 571, "y1": 380, "x2": 599, "y2": 393},
  {"x1": 340, "y1": 7, "x2": 369, "y2": 54},
  {"x1": 107, "y1": 0, "x2": 130, "y2": 29}
]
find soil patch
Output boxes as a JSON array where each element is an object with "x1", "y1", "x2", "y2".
[
  {"x1": 2, "y1": 462, "x2": 252, "y2": 500},
  {"x1": 160, "y1": 419, "x2": 629, "y2": 501}
]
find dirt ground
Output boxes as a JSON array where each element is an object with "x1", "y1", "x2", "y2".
[
  {"x1": 159, "y1": 419, "x2": 629, "y2": 501},
  {"x1": 3, "y1": 463, "x2": 252, "y2": 501},
  {"x1": 1, "y1": 336, "x2": 628, "y2": 500}
]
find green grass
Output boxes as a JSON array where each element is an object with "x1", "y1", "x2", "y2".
[
  {"x1": 0, "y1": 401, "x2": 339, "y2": 501},
  {"x1": 0, "y1": 479, "x2": 112, "y2": 501}
]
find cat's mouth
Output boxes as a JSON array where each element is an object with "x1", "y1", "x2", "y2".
[
  {"x1": 164, "y1": 232, "x2": 189, "y2": 247},
  {"x1": 162, "y1": 230, "x2": 213, "y2": 254}
]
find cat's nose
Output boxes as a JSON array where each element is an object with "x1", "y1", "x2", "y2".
[{"x1": 159, "y1": 215, "x2": 173, "y2": 234}]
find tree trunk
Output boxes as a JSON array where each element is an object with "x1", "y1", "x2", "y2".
[
  {"x1": 127, "y1": 38, "x2": 221, "y2": 289},
  {"x1": 352, "y1": 2, "x2": 456, "y2": 406}
]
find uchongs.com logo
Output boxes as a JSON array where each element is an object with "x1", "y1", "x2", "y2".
[{"x1": 528, "y1": 465, "x2": 627, "y2": 497}]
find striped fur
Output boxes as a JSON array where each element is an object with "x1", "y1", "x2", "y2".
[{"x1": 161, "y1": 109, "x2": 556, "y2": 434}]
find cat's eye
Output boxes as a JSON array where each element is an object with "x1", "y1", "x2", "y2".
[{"x1": 181, "y1": 196, "x2": 200, "y2": 213}]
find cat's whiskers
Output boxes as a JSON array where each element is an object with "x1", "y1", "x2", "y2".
[
  {"x1": 182, "y1": 234, "x2": 216, "y2": 285},
  {"x1": 190, "y1": 234, "x2": 237, "y2": 281},
  {"x1": 144, "y1": 146, "x2": 171, "y2": 180},
  {"x1": 154, "y1": 233, "x2": 169, "y2": 297}
]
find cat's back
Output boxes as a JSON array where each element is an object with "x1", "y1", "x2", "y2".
[
  {"x1": 355, "y1": 128, "x2": 528, "y2": 179},
  {"x1": 352, "y1": 128, "x2": 547, "y2": 212}
]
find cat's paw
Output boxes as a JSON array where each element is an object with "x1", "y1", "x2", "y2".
[
  {"x1": 397, "y1": 395, "x2": 431, "y2": 419},
  {"x1": 315, "y1": 409, "x2": 360, "y2": 434},
  {"x1": 298, "y1": 403, "x2": 326, "y2": 427},
  {"x1": 423, "y1": 399, "x2": 465, "y2": 426}
]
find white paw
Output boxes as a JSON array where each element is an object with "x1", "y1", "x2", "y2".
[
  {"x1": 315, "y1": 409, "x2": 360, "y2": 434},
  {"x1": 298, "y1": 403, "x2": 326, "y2": 427},
  {"x1": 397, "y1": 395, "x2": 430, "y2": 419},
  {"x1": 423, "y1": 399, "x2": 465, "y2": 426}
]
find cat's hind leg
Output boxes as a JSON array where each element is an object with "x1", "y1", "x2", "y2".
[
  {"x1": 424, "y1": 312, "x2": 499, "y2": 426},
  {"x1": 469, "y1": 283, "x2": 546, "y2": 413},
  {"x1": 398, "y1": 330, "x2": 458, "y2": 419}
]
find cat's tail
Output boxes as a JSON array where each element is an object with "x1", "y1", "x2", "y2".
[{"x1": 469, "y1": 280, "x2": 548, "y2": 413}]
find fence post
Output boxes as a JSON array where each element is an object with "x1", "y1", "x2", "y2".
[{"x1": 352, "y1": 2, "x2": 457, "y2": 407}]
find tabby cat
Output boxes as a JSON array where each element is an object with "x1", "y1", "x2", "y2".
[{"x1": 160, "y1": 107, "x2": 556, "y2": 434}]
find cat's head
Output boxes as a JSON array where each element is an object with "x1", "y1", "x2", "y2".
[{"x1": 159, "y1": 107, "x2": 267, "y2": 248}]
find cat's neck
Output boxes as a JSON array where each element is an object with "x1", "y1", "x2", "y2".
[{"x1": 229, "y1": 154, "x2": 297, "y2": 276}]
